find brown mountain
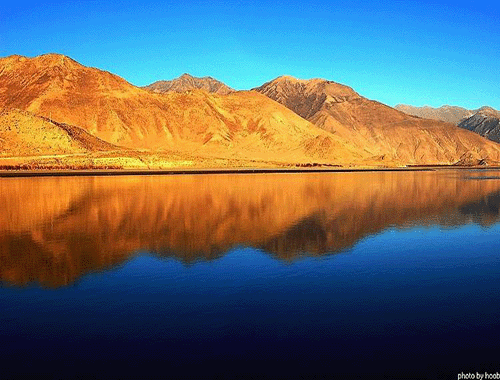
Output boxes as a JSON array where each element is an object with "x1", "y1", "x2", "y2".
[
  {"x1": 2, "y1": 54, "x2": 500, "y2": 168},
  {"x1": 458, "y1": 107, "x2": 500, "y2": 143},
  {"x1": 2, "y1": 171, "x2": 500, "y2": 287},
  {"x1": 255, "y1": 76, "x2": 500, "y2": 165},
  {"x1": 144, "y1": 73, "x2": 234, "y2": 94},
  {"x1": 394, "y1": 104, "x2": 473, "y2": 124},
  {"x1": 0, "y1": 54, "x2": 365, "y2": 167}
]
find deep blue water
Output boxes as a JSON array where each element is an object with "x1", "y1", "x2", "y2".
[{"x1": 1, "y1": 172, "x2": 500, "y2": 379}]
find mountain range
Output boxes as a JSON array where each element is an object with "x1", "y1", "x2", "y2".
[
  {"x1": 1, "y1": 53, "x2": 500, "y2": 169},
  {"x1": 394, "y1": 104, "x2": 474, "y2": 124},
  {"x1": 396, "y1": 104, "x2": 500, "y2": 144}
]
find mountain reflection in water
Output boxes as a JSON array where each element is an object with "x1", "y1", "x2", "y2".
[{"x1": 1, "y1": 170, "x2": 500, "y2": 287}]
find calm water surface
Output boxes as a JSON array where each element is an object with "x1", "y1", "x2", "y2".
[{"x1": 1, "y1": 171, "x2": 500, "y2": 379}]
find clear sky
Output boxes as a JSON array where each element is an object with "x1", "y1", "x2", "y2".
[{"x1": 1, "y1": 0, "x2": 499, "y2": 109}]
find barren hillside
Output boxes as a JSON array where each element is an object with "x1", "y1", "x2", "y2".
[
  {"x1": 0, "y1": 54, "x2": 364, "y2": 166},
  {"x1": 256, "y1": 76, "x2": 500, "y2": 165}
]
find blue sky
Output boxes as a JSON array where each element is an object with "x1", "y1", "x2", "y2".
[{"x1": 1, "y1": 0, "x2": 499, "y2": 109}]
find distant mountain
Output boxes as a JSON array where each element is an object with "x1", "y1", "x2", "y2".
[
  {"x1": 395, "y1": 104, "x2": 473, "y2": 125},
  {"x1": 458, "y1": 107, "x2": 500, "y2": 143},
  {"x1": 144, "y1": 73, "x2": 234, "y2": 94},
  {"x1": 255, "y1": 76, "x2": 500, "y2": 165}
]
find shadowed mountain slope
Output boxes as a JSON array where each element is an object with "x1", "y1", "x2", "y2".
[
  {"x1": 0, "y1": 54, "x2": 364, "y2": 165},
  {"x1": 458, "y1": 107, "x2": 500, "y2": 143},
  {"x1": 255, "y1": 76, "x2": 500, "y2": 165},
  {"x1": 395, "y1": 105, "x2": 473, "y2": 124},
  {"x1": 144, "y1": 73, "x2": 234, "y2": 95}
]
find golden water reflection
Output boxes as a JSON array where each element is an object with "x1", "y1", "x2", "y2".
[{"x1": 1, "y1": 171, "x2": 500, "y2": 287}]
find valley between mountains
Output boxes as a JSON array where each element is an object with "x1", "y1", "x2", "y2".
[{"x1": 1, "y1": 53, "x2": 500, "y2": 170}]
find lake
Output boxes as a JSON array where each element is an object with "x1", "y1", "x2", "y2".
[{"x1": 1, "y1": 170, "x2": 500, "y2": 379}]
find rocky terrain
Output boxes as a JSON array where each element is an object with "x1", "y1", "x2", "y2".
[
  {"x1": 458, "y1": 107, "x2": 500, "y2": 143},
  {"x1": 395, "y1": 104, "x2": 473, "y2": 124},
  {"x1": 0, "y1": 54, "x2": 366, "y2": 168},
  {"x1": 255, "y1": 76, "x2": 500, "y2": 165},
  {"x1": 1, "y1": 53, "x2": 500, "y2": 168},
  {"x1": 144, "y1": 73, "x2": 234, "y2": 94}
]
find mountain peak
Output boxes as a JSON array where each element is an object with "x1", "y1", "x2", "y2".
[
  {"x1": 255, "y1": 76, "x2": 360, "y2": 120},
  {"x1": 0, "y1": 53, "x2": 84, "y2": 72},
  {"x1": 476, "y1": 106, "x2": 499, "y2": 116},
  {"x1": 276, "y1": 75, "x2": 300, "y2": 81},
  {"x1": 271, "y1": 75, "x2": 330, "y2": 85},
  {"x1": 145, "y1": 73, "x2": 233, "y2": 95},
  {"x1": 262, "y1": 75, "x2": 359, "y2": 92}
]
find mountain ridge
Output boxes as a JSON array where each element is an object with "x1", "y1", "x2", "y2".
[
  {"x1": 255, "y1": 76, "x2": 500, "y2": 165},
  {"x1": 396, "y1": 104, "x2": 500, "y2": 143},
  {"x1": 1, "y1": 53, "x2": 500, "y2": 168},
  {"x1": 394, "y1": 104, "x2": 500, "y2": 125},
  {"x1": 0, "y1": 54, "x2": 367, "y2": 168},
  {"x1": 144, "y1": 72, "x2": 234, "y2": 95}
]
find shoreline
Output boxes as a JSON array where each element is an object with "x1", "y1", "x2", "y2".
[{"x1": 1, "y1": 165, "x2": 499, "y2": 177}]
